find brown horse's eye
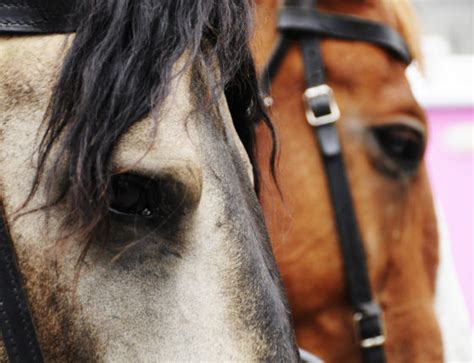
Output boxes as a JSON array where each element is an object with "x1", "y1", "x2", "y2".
[
  {"x1": 371, "y1": 124, "x2": 425, "y2": 176},
  {"x1": 110, "y1": 174, "x2": 153, "y2": 217}
]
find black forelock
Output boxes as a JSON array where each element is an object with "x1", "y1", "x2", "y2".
[{"x1": 24, "y1": 0, "x2": 275, "y2": 255}]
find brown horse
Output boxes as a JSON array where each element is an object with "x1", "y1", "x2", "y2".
[{"x1": 252, "y1": 0, "x2": 443, "y2": 362}]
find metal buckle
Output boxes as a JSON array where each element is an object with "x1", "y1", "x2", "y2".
[
  {"x1": 299, "y1": 348, "x2": 323, "y2": 363},
  {"x1": 353, "y1": 303, "x2": 386, "y2": 349},
  {"x1": 303, "y1": 85, "x2": 340, "y2": 127},
  {"x1": 263, "y1": 95, "x2": 274, "y2": 108}
]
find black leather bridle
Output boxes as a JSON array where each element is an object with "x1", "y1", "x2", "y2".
[
  {"x1": 260, "y1": 1, "x2": 413, "y2": 363},
  {"x1": 0, "y1": 1, "x2": 76, "y2": 362}
]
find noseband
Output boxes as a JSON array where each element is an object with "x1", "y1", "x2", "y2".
[{"x1": 260, "y1": 1, "x2": 412, "y2": 363}]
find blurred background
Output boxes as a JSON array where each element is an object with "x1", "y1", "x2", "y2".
[{"x1": 409, "y1": 0, "x2": 473, "y2": 333}]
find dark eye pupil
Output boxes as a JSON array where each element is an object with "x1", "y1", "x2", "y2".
[
  {"x1": 110, "y1": 175, "x2": 149, "y2": 215},
  {"x1": 385, "y1": 135, "x2": 418, "y2": 159},
  {"x1": 108, "y1": 173, "x2": 190, "y2": 227},
  {"x1": 387, "y1": 138, "x2": 408, "y2": 155},
  {"x1": 114, "y1": 179, "x2": 141, "y2": 208},
  {"x1": 373, "y1": 125, "x2": 424, "y2": 173}
]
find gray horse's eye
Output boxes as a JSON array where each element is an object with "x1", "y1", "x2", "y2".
[
  {"x1": 110, "y1": 174, "x2": 152, "y2": 217},
  {"x1": 109, "y1": 173, "x2": 189, "y2": 225},
  {"x1": 370, "y1": 124, "x2": 425, "y2": 176}
]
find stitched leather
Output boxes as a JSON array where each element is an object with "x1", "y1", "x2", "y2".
[
  {"x1": 260, "y1": 36, "x2": 292, "y2": 97},
  {"x1": 0, "y1": 0, "x2": 77, "y2": 34},
  {"x1": 278, "y1": 7, "x2": 412, "y2": 64}
]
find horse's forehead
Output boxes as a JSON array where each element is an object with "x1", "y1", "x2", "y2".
[
  {"x1": 0, "y1": 35, "x2": 70, "y2": 103},
  {"x1": 113, "y1": 65, "x2": 196, "y2": 169},
  {"x1": 0, "y1": 35, "x2": 251, "y2": 181},
  {"x1": 113, "y1": 60, "x2": 253, "y2": 183}
]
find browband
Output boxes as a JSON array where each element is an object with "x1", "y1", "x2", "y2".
[
  {"x1": 278, "y1": 7, "x2": 412, "y2": 65},
  {"x1": 0, "y1": 0, "x2": 77, "y2": 34}
]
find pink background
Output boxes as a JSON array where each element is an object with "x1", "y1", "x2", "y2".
[{"x1": 425, "y1": 108, "x2": 473, "y2": 324}]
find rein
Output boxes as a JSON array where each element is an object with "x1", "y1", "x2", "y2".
[
  {"x1": 0, "y1": 1, "x2": 76, "y2": 362},
  {"x1": 260, "y1": 1, "x2": 413, "y2": 362}
]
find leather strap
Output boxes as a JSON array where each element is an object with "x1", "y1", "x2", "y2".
[
  {"x1": 279, "y1": 7, "x2": 411, "y2": 64},
  {"x1": 0, "y1": 205, "x2": 43, "y2": 363},
  {"x1": 260, "y1": 36, "x2": 292, "y2": 99},
  {"x1": 0, "y1": 0, "x2": 77, "y2": 34},
  {"x1": 300, "y1": 33, "x2": 386, "y2": 363}
]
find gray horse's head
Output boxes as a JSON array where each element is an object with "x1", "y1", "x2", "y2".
[{"x1": 0, "y1": 0, "x2": 299, "y2": 360}]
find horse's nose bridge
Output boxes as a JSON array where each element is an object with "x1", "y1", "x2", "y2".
[{"x1": 192, "y1": 182, "x2": 300, "y2": 361}]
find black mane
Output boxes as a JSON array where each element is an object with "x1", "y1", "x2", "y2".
[{"x1": 28, "y1": 0, "x2": 275, "y2": 250}]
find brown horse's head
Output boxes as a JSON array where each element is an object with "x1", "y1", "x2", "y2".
[{"x1": 253, "y1": 0, "x2": 442, "y2": 362}]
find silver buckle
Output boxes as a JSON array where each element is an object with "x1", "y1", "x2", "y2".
[
  {"x1": 353, "y1": 311, "x2": 386, "y2": 349},
  {"x1": 303, "y1": 85, "x2": 340, "y2": 127},
  {"x1": 360, "y1": 335, "x2": 386, "y2": 349},
  {"x1": 299, "y1": 348, "x2": 323, "y2": 363},
  {"x1": 263, "y1": 95, "x2": 274, "y2": 108}
]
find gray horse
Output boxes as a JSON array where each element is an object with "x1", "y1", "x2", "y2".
[{"x1": 0, "y1": 0, "x2": 301, "y2": 361}]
